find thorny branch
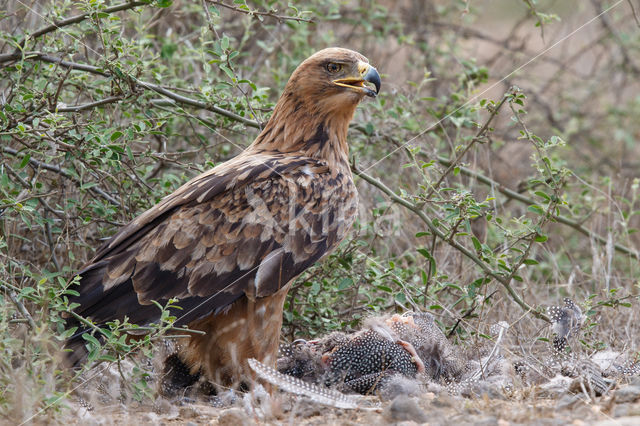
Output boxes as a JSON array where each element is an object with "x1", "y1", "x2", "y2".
[
  {"x1": 435, "y1": 157, "x2": 639, "y2": 260},
  {"x1": 426, "y1": 94, "x2": 509, "y2": 199},
  {"x1": 352, "y1": 162, "x2": 551, "y2": 323},
  {"x1": 1, "y1": 146, "x2": 124, "y2": 208},
  {"x1": 0, "y1": 0, "x2": 148, "y2": 61},
  {"x1": 0, "y1": 53, "x2": 262, "y2": 128}
]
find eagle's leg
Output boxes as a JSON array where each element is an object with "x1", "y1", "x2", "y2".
[{"x1": 180, "y1": 285, "x2": 290, "y2": 390}]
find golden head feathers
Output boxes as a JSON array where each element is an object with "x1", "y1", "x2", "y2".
[{"x1": 251, "y1": 47, "x2": 380, "y2": 163}]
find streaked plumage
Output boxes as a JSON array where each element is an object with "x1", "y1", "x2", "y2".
[{"x1": 65, "y1": 47, "x2": 381, "y2": 385}]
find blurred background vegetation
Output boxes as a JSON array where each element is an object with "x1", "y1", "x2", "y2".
[{"x1": 1, "y1": 0, "x2": 639, "y2": 421}]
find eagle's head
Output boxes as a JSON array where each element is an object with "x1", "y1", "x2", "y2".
[
  {"x1": 285, "y1": 47, "x2": 381, "y2": 112},
  {"x1": 252, "y1": 48, "x2": 380, "y2": 162}
]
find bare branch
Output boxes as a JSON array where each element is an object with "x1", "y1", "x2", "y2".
[
  {"x1": 7, "y1": 291, "x2": 37, "y2": 331},
  {"x1": 6, "y1": 1, "x2": 148, "y2": 54},
  {"x1": 628, "y1": 0, "x2": 640, "y2": 27},
  {"x1": 138, "y1": 80, "x2": 261, "y2": 128},
  {"x1": 590, "y1": 0, "x2": 640, "y2": 75},
  {"x1": 206, "y1": 0, "x2": 314, "y2": 23},
  {"x1": 56, "y1": 96, "x2": 124, "y2": 112},
  {"x1": 0, "y1": 51, "x2": 109, "y2": 75},
  {"x1": 2, "y1": 146, "x2": 124, "y2": 208}
]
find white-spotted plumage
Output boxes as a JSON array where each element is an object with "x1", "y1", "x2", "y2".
[{"x1": 547, "y1": 298, "x2": 584, "y2": 353}]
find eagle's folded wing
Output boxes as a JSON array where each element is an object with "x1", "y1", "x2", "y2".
[{"x1": 70, "y1": 154, "x2": 357, "y2": 328}]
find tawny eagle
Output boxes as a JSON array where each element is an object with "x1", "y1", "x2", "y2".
[{"x1": 65, "y1": 47, "x2": 380, "y2": 385}]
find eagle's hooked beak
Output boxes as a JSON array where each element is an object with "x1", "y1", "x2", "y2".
[{"x1": 333, "y1": 61, "x2": 381, "y2": 98}]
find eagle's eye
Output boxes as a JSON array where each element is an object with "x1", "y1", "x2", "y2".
[{"x1": 326, "y1": 62, "x2": 342, "y2": 73}]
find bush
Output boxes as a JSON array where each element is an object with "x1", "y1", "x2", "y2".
[{"x1": 1, "y1": 0, "x2": 638, "y2": 421}]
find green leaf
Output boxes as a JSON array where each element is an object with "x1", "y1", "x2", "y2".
[
  {"x1": 20, "y1": 287, "x2": 37, "y2": 296},
  {"x1": 80, "y1": 182, "x2": 97, "y2": 191},
  {"x1": 365, "y1": 122, "x2": 374, "y2": 135},
  {"x1": 59, "y1": 327, "x2": 78, "y2": 340},
  {"x1": 219, "y1": 63, "x2": 235, "y2": 80},
  {"x1": 82, "y1": 333, "x2": 101, "y2": 348},
  {"x1": 98, "y1": 354, "x2": 118, "y2": 362},
  {"x1": 471, "y1": 236, "x2": 482, "y2": 252},
  {"x1": 110, "y1": 131, "x2": 123, "y2": 141},
  {"x1": 527, "y1": 205, "x2": 545, "y2": 215},
  {"x1": 337, "y1": 277, "x2": 353, "y2": 290},
  {"x1": 19, "y1": 154, "x2": 30, "y2": 169},
  {"x1": 108, "y1": 145, "x2": 124, "y2": 154},
  {"x1": 126, "y1": 145, "x2": 134, "y2": 161},
  {"x1": 444, "y1": 283, "x2": 463, "y2": 292},
  {"x1": 417, "y1": 248, "x2": 430, "y2": 258},
  {"x1": 534, "y1": 234, "x2": 548, "y2": 243},
  {"x1": 534, "y1": 191, "x2": 550, "y2": 202}
]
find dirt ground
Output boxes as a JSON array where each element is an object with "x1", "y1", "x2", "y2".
[
  {"x1": 60, "y1": 313, "x2": 640, "y2": 425},
  {"x1": 68, "y1": 379, "x2": 640, "y2": 425}
]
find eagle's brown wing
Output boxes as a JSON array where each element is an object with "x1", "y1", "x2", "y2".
[{"x1": 69, "y1": 152, "x2": 358, "y2": 330}]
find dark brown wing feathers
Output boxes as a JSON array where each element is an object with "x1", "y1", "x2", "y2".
[{"x1": 69, "y1": 153, "x2": 358, "y2": 329}]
